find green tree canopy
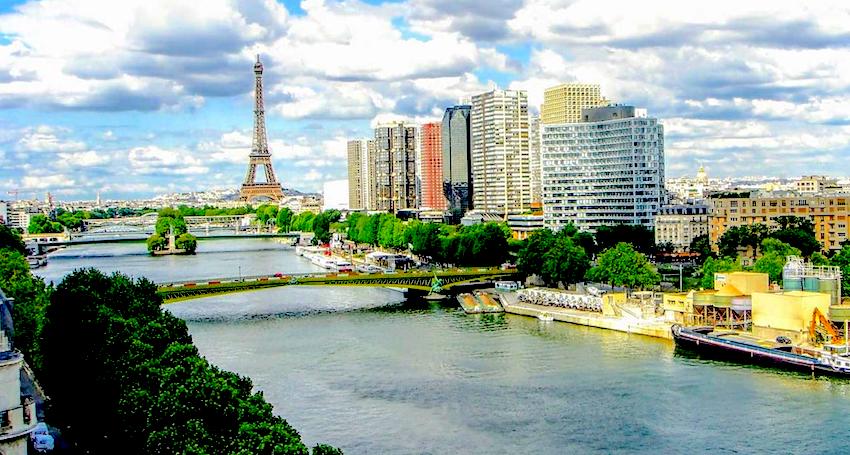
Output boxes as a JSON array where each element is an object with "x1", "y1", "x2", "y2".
[
  {"x1": 0, "y1": 224, "x2": 27, "y2": 255},
  {"x1": 595, "y1": 225, "x2": 654, "y2": 253},
  {"x1": 586, "y1": 242, "x2": 660, "y2": 289},
  {"x1": 28, "y1": 214, "x2": 63, "y2": 234},
  {"x1": 541, "y1": 236, "x2": 590, "y2": 287},
  {"x1": 698, "y1": 256, "x2": 743, "y2": 289},
  {"x1": 753, "y1": 238, "x2": 801, "y2": 283},
  {"x1": 276, "y1": 207, "x2": 294, "y2": 232},
  {"x1": 689, "y1": 234, "x2": 714, "y2": 263}
]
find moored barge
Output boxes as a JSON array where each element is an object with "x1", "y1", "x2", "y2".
[{"x1": 671, "y1": 324, "x2": 850, "y2": 377}]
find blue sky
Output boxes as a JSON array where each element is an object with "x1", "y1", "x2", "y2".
[{"x1": 1, "y1": 0, "x2": 850, "y2": 200}]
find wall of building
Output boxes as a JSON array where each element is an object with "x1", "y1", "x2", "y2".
[
  {"x1": 752, "y1": 291, "x2": 830, "y2": 334},
  {"x1": 419, "y1": 122, "x2": 446, "y2": 210},
  {"x1": 541, "y1": 108, "x2": 665, "y2": 232},
  {"x1": 442, "y1": 105, "x2": 473, "y2": 216},
  {"x1": 541, "y1": 83, "x2": 609, "y2": 125},
  {"x1": 471, "y1": 89, "x2": 531, "y2": 217}
]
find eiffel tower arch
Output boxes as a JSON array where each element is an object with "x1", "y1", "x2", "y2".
[{"x1": 239, "y1": 55, "x2": 284, "y2": 202}]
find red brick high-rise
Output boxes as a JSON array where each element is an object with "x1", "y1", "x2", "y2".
[{"x1": 419, "y1": 122, "x2": 447, "y2": 210}]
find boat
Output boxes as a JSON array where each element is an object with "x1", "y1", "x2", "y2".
[
  {"x1": 671, "y1": 324, "x2": 850, "y2": 377},
  {"x1": 537, "y1": 312, "x2": 554, "y2": 322}
]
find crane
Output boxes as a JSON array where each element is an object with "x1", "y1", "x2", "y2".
[{"x1": 810, "y1": 307, "x2": 843, "y2": 345}]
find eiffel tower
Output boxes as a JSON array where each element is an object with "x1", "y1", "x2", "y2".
[{"x1": 239, "y1": 55, "x2": 284, "y2": 202}]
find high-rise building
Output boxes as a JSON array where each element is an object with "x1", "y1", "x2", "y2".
[
  {"x1": 375, "y1": 122, "x2": 417, "y2": 212},
  {"x1": 419, "y1": 122, "x2": 446, "y2": 210},
  {"x1": 529, "y1": 113, "x2": 542, "y2": 204},
  {"x1": 541, "y1": 105, "x2": 665, "y2": 232},
  {"x1": 347, "y1": 140, "x2": 367, "y2": 210},
  {"x1": 541, "y1": 83, "x2": 609, "y2": 125},
  {"x1": 442, "y1": 105, "x2": 473, "y2": 216},
  {"x1": 470, "y1": 89, "x2": 531, "y2": 217}
]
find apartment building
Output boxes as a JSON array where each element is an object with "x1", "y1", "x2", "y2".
[
  {"x1": 375, "y1": 123, "x2": 417, "y2": 213},
  {"x1": 707, "y1": 191, "x2": 850, "y2": 251},
  {"x1": 541, "y1": 105, "x2": 665, "y2": 232},
  {"x1": 541, "y1": 83, "x2": 610, "y2": 125},
  {"x1": 654, "y1": 204, "x2": 709, "y2": 251},
  {"x1": 419, "y1": 122, "x2": 446, "y2": 210},
  {"x1": 470, "y1": 89, "x2": 531, "y2": 217}
]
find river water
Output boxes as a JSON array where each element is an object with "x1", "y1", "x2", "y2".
[{"x1": 35, "y1": 239, "x2": 850, "y2": 454}]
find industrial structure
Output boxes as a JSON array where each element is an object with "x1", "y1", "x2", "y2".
[{"x1": 239, "y1": 55, "x2": 284, "y2": 202}]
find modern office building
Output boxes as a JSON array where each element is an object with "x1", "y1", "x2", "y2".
[
  {"x1": 541, "y1": 83, "x2": 609, "y2": 125},
  {"x1": 541, "y1": 105, "x2": 665, "y2": 232},
  {"x1": 707, "y1": 191, "x2": 850, "y2": 252},
  {"x1": 654, "y1": 204, "x2": 710, "y2": 251},
  {"x1": 375, "y1": 122, "x2": 417, "y2": 212},
  {"x1": 419, "y1": 122, "x2": 446, "y2": 210},
  {"x1": 470, "y1": 89, "x2": 531, "y2": 217},
  {"x1": 529, "y1": 113, "x2": 542, "y2": 204},
  {"x1": 442, "y1": 105, "x2": 473, "y2": 217}
]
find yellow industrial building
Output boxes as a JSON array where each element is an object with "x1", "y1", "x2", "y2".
[{"x1": 751, "y1": 291, "x2": 831, "y2": 344}]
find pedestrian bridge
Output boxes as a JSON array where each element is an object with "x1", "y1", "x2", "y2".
[{"x1": 157, "y1": 269, "x2": 522, "y2": 303}]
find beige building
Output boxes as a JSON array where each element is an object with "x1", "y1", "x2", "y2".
[
  {"x1": 654, "y1": 204, "x2": 709, "y2": 251},
  {"x1": 470, "y1": 89, "x2": 531, "y2": 217},
  {"x1": 541, "y1": 83, "x2": 609, "y2": 125},
  {"x1": 707, "y1": 191, "x2": 850, "y2": 252},
  {"x1": 529, "y1": 113, "x2": 542, "y2": 204},
  {"x1": 795, "y1": 175, "x2": 838, "y2": 193}
]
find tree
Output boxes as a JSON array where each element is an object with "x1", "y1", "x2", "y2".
[
  {"x1": 689, "y1": 234, "x2": 714, "y2": 262},
  {"x1": 28, "y1": 214, "x2": 63, "y2": 234},
  {"x1": 0, "y1": 224, "x2": 27, "y2": 255},
  {"x1": 540, "y1": 236, "x2": 590, "y2": 287},
  {"x1": 595, "y1": 225, "x2": 654, "y2": 253},
  {"x1": 0, "y1": 249, "x2": 49, "y2": 373},
  {"x1": 831, "y1": 243, "x2": 850, "y2": 296},
  {"x1": 276, "y1": 207, "x2": 294, "y2": 232},
  {"x1": 290, "y1": 212, "x2": 316, "y2": 232},
  {"x1": 146, "y1": 233, "x2": 167, "y2": 252},
  {"x1": 586, "y1": 242, "x2": 660, "y2": 289},
  {"x1": 753, "y1": 238, "x2": 800, "y2": 283},
  {"x1": 697, "y1": 256, "x2": 742, "y2": 289},
  {"x1": 175, "y1": 233, "x2": 198, "y2": 254},
  {"x1": 517, "y1": 229, "x2": 555, "y2": 277},
  {"x1": 40, "y1": 269, "x2": 331, "y2": 454},
  {"x1": 312, "y1": 210, "x2": 341, "y2": 244}
]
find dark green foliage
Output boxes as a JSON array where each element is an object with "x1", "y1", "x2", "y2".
[
  {"x1": 689, "y1": 234, "x2": 714, "y2": 262},
  {"x1": 175, "y1": 233, "x2": 198, "y2": 253},
  {"x1": 517, "y1": 225, "x2": 591, "y2": 286},
  {"x1": 40, "y1": 269, "x2": 328, "y2": 454},
  {"x1": 594, "y1": 225, "x2": 654, "y2": 254},
  {"x1": 276, "y1": 208, "x2": 294, "y2": 232},
  {"x1": 697, "y1": 256, "x2": 742, "y2": 289},
  {"x1": 0, "y1": 249, "x2": 49, "y2": 373},
  {"x1": 753, "y1": 238, "x2": 800, "y2": 283},
  {"x1": 256, "y1": 204, "x2": 280, "y2": 225},
  {"x1": 146, "y1": 233, "x2": 166, "y2": 252},
  {"x1": 0, "y1": 224, "x2": 27, "y2": 255},
  {"x1": 313, "y1": 444, "x2": 344, "y2": 455},
  {"x1": 830, "y1": 243, "x2": 850, "y2": 296},
  {"x1": 28, "y1": 214, "x2": 63, "y2": 234},
  {"x1": 718, "y1": 217, "x2": 820, "y2": 259},
  {"x1": 175, "y1": 204, "x2": 254, "y2": 217},
  {"x1": 312, "y1": 210, "x2": 341, "y2": 243},
  {"x1": 586, "y1": 243, "x2": 660, "y2": 289},
  {"x1": 290, "y1": 212, "x2": 316, "y2": 232}
]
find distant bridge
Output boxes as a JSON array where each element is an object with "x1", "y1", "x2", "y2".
[{"x1": 156, "y1": 269, "x2": 522, "y2": 303}]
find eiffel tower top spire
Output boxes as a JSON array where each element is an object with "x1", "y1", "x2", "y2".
[{"x1": 251, "y1": 54, "x2": 270, "y2": 157}]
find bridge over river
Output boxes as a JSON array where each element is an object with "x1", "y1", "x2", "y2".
[{"x1": 157, "y1": 269, "x2": 522, "y2": 303}]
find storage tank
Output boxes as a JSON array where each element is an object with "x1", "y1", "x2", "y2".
[
  {"x1": 818, "y1": 278, "x2": 840, "y2": 306},
  {"x1": 803, "y1": 277, "x2": 820, "y2": 292},
  {"x1": 783, "y1": 278, "x2": 802, "y2": 291}
]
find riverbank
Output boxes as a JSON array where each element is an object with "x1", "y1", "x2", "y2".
[{"x1": 498, "y1": 291, "x2": 673, "y2": 340}]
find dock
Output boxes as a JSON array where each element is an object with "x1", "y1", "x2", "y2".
[
  {"x1": 457, "y1": 292, "x2": 505, "y2": 314},
  {"x1": 497, "y1": 290, "x2": 673, "y2": 340}
]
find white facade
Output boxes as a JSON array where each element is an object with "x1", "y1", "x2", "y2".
[
  {"x1": 654, "y1": 204, "x2": 709, "y2": 251},
  {"x1": 470, "y1": 89, "x2": 531, "y2": 217},
  {"x1": 0, "y1": 202, "x2": 6, "y2": 225},
  {"x1": 5, "y1": 212, "x2": 29, "y2": 231},
  {"x1": 0, "y1": 291, "x2": 38, "y2": 455},
  {"x1": 541, "y1": 106, "x2": 665, "y2": 232}
]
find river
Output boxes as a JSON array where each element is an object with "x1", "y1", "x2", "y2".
[{"x1": 35, "y1": 239, "x2": 850, "y2": 454}]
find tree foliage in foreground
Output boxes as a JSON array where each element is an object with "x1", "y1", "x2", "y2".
[
  {"x1": 41, "y1": 269, "x2": 339, "y2": 455},
  {"x1": 517, "y1": 225, "x2": 591, "y2": 286}
]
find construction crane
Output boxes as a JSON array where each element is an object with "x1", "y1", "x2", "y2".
[{"x1": 810, "y1": 307, "x2": 844, "y2": 345}]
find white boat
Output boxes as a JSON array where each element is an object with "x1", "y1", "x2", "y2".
[
  {"x1": 334, "y1": 260, "x2": 353, "y2": 273},
  {"x1": 538, "y1": 312, "x2": 554, "y2": 322}
]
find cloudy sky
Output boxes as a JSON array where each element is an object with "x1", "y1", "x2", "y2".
[{"x1": 1, "y1": 0, "x2": 849, "y2": 200}]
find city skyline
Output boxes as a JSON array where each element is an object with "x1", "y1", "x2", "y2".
[{"x1": 2, "y1": 0, "x2": 850, "y2": 200}]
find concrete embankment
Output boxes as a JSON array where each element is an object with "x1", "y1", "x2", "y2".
[{"x1": 498, "y1": 291, "x2": 673, "y2": 340}]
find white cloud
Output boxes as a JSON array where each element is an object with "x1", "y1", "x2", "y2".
[
  {"x1": 128, "y1": 145, "x2": 208, "y2": 175},
  {"x1": 15, "y1": 126, "x2": 86, "y2": 152}
]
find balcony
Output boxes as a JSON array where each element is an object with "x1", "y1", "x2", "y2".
[{"x1": 0, "y1": 397, "x2": 37, "y2": 441}]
